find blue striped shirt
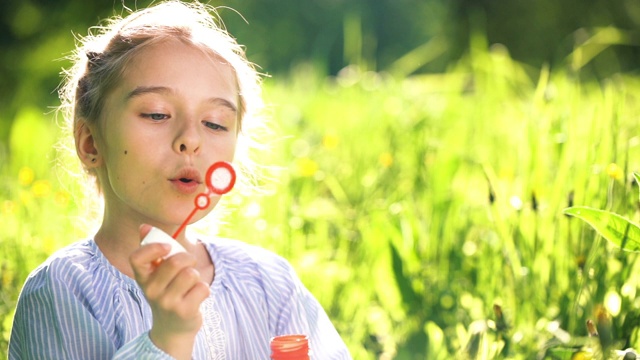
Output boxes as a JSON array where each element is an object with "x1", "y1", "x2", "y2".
[{"x1": 9, "y1": 237, "x2": 351, "y2": 359}]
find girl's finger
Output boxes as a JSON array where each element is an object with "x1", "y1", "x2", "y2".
[
  {"x1": 155, "y1": 267, "x2": 207, "y2": 315},
  {"x1": 181, "y1": 281, "x2": 211, "y2": 312},
  {"x1": 130, "y1": 242, "x2": 171, "y2": 282},
  {"x1": 142, "y1": 253, "x2": 197, "y2": 300}
]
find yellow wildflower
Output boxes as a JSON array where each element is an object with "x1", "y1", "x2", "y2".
[
  {"x1": 18, "y1": 167, "x2": 35, "y2": 186},
  {"x1": 54, "y1": 191, "x2": 70, "y2": 206},
  {"x1": 606, "y1": 163, "x2": 624, "y2": 181},
  {"x1": 2, "y1": 262, "x2": 12, "y2": 289},
  {"x1": 296, "y1": 158, "x2": 318, "y2": 177},
  {"x1": 31, "y1": 180, "x2": 51, "y2": 198},
  {"x1": 322, "y1": 134, "x2": 339, "y2": 150},
  {"x1": 379, "y1": 152, "x2": 393, "y2": 168},
  {"x1": 570, "y1": 351, "x2": 593, "y2": 360},
  {"x1": 43, "y1": 237, "x2": 57, "y2": 254}
]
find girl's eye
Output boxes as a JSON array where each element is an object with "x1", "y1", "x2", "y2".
[
  {"x1": 204, "y1": 121, "x2": 228, "y2": 131},
  {"x1": 142, "y1": 113, "x2": 169, "y2": 121}
]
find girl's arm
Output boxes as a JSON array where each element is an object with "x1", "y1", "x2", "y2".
[{"x1": 8, "y1": 268, "x2": 173, "y2": 360}]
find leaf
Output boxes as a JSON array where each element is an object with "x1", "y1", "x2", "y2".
[{"x1": 564, "y1": 206, "x2": 640, "y2": 252}]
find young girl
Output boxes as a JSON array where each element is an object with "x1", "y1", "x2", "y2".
[{"x1": 8, "y1": 1, "x2": 351, "y2": 359}]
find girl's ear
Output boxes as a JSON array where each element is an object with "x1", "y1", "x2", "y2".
[{"x1": 75, "y1": 118, "x2": 102, "y2": 168}]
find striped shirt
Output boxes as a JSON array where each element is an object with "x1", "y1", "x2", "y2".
[{"x1": 9, "y1": 237, "x2": 351, "y2": 359}]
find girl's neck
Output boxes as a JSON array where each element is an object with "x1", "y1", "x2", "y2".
[
  {"x1": 94, "y1": 219, "x2": 214, "y2": 283},
  {"x1": 94, "y1": 224, "x2": 140, "y2": 278},
  {"x1": 95, "y1": 209, "x2": 187, "y2": 256}
]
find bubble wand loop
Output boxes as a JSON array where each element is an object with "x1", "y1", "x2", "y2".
[
  {"x1": 172, "y1": 161, "x2": 236, "y2": 239},
  {"x1": 140, "y1": 161, "x2": 236, "y2": 259}
]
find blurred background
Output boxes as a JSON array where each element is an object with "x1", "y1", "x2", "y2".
[
  {"x1": 1, "y1": 0, "x2": 639, "y2": 132},
  {"x1": 3, "y1": 0, "x2": 640, "y2": 359}
]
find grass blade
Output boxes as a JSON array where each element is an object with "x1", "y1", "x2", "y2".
[{"x1": 634, "y1": 172, "x2": 640, "y2": 202}]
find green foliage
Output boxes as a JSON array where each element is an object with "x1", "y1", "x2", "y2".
[
  {"x1": 4, "y1": 44, "x2": 640, "y2": 359},
  {"x1": 564, "y1": 206, "x2": 640, "y2": 252}
]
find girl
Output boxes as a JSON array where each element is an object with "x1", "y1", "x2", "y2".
[{"x1": 8, "y1": 1, "x2": 351, "y2": 359}]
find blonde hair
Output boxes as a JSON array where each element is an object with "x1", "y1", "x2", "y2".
[{"x1": 59, "y1": 0, "x2": 265, "y2": 194}]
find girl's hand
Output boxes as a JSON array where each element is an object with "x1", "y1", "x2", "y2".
[{"x1": 129, "y1": 224, "x2": 210, "y2": 360}]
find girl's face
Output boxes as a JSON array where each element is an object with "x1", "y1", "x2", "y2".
[{"x1": 93, "y1": 38, "x2": 238, "y2": 231}]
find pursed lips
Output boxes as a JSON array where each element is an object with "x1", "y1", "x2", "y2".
[{"x1": 169, "y1": 168, "x2": 203, "y2": 194}]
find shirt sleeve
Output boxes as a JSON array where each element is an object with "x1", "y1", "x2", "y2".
[
  {"x1": 274, "y1": 260, "x2": 353, "y2": 360},
  {"x1": 114, "y1": 332, "x2": 174, "y2": 360},
  {"x1": 8, "y1": 266, "x2": 173, "y2": 360}
]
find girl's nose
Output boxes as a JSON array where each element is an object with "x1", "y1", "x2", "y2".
[{"x1": 173, "y1": 120, "x2": 201, "y2": 155}]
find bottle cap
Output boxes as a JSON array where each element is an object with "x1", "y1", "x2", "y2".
[{"x1": 270, "y1": 335, "x2": 309, "y2": 359}]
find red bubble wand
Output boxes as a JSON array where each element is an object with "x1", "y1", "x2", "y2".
[{"x1": 172, "y1": 161, "x2": 236, "y2": 238}]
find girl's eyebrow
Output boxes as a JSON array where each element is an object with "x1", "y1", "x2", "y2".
[
  {"x1": 125, "y1": 85, "x2": 237, "y2": 112},
  {"x1": 125, "y1": 85, "x2": 172, "y2": 100},
  {"x1": 207, "y1": 97, "x2": 237, "y2": 113}
]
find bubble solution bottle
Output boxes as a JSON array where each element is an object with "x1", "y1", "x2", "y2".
[{"x1": 270, "y1": 335, "x2": 310, "y2": 360}]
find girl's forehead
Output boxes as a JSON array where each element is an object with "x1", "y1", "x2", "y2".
[
  {"x1": 123, "y1": 39, "x2": 238, "y2": 87},
  {"x1": 116, "y1": 38, "x2": 239, "y2": 104},
  {"x1": 126, "y1": 38, "x2": 233, "y2": 74}
]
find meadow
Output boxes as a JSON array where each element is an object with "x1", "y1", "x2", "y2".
[{"x1": 3, "y1": 40, "x2": 640, "y2": 359}]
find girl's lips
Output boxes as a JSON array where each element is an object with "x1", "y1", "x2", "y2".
[
  {"x1": 169, "y1": 167, "x2": 203, "y2": 194},
  {"x1": 170, "y1": 178, "x2": 200, "y2": 194}
]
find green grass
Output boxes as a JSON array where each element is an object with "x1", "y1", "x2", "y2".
[{"x1": 3, "y1": 46, "x2": 640, "y2": 359}]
